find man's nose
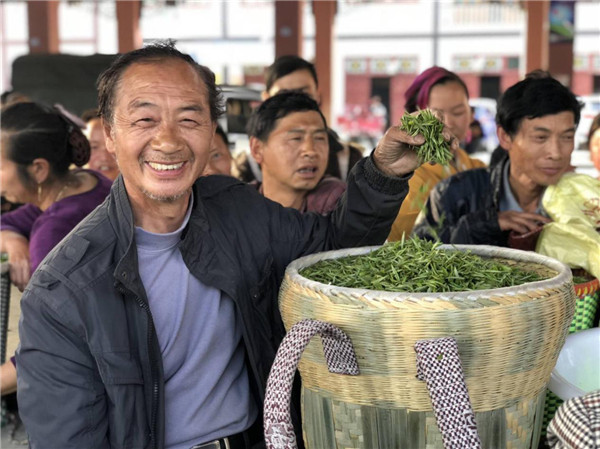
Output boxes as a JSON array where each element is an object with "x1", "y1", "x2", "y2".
[
  {"x1": 547, "y1": 137, "x2": 563, "y2": 159},
  {"x1": 300, "y1": 138, "x2": 318, "y2": 157},
  {"x1": 152, "y1": 123, "x2": 183, "y2": 152}
]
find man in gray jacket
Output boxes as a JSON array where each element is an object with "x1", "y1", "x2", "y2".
[{"x1": 16, "y1": 42, "x2": 455, "y2": 449}]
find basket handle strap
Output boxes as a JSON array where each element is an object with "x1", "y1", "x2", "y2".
[
  {"x1": 414, "y1": 337, "x2": 482, "y2": 449},
  {"x1": 264, "y1": 318, "x2": 360, "y2": 449}
]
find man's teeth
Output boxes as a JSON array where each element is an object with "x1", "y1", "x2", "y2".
[{"x1": 148, "y1": 162, "x2": 184, "y2": 171}]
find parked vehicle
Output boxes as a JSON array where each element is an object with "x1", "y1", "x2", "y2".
[
  {"x1": 469, "y1": 97, "x2": 499, "y2": 153},
  {"x1": 218, "y1": 85, "x2": 262, "y2": 152}
]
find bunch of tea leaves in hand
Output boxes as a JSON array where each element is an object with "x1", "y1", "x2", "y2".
[
  {"x1": 400, "y1": 110, "x2": 453, "y2": 165},
  {"x1": 300, "y1": 239, "x2": 545, "y2": 293}
]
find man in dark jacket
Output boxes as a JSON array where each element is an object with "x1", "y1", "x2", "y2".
[
  {"x1": 15, "y1": 42, "x2": 451, "y2": 449},
  {"x1": 248, "y1": 91, "x2": 346, "y2": 215},
  {"x1": 413, "y1": 73, "x2": 582, "y2": 247},
  {"x1": 233, "y1": 55, "x2": 363, "y2": 184}
]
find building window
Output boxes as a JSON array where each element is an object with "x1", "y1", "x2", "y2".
[
  {"x1": 594, "y1": 76, "x2": 600, "y2": 94},
  {"x1": 507, "y1": 56, "x2": 519, "y2": 70}
]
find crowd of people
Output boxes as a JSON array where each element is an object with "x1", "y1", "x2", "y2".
[{"x1": 0, "y1": 41, "x2": 598, "y2": 449}]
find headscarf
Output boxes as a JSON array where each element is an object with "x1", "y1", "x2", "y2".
[{"x1": 404, "y1": 66, "x2": 461, "y2": 112}]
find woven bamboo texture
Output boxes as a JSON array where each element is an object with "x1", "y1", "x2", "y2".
[{"x1": 279, "y1": 245, "x2": 576, "y2": 449}]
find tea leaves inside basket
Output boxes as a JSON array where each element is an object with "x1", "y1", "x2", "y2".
[{"x1": 300, "y1": 239, "x2": 550, "y2": 293}]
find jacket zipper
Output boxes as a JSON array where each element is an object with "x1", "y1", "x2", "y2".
[{"x1": 117, "y1": 283, "x2": 159, "y2": 449}]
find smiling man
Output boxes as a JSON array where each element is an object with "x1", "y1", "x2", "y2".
[
  {"x1": 413, "y1": 73, "x2": 582, "y2": 246},
  {"x1": 14, "y1": 42, "x2": 447, "y2": 449},
  {"x1": 248, "y1": 92, "x2": 346, "y2": 214}
]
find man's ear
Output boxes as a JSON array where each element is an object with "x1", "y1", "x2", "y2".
[
  {"x1": 497, "y1": 126, "x2": 512, "y2": 152},
  {"x1": 261, "y1": 90, "x2": 270, "y2": 102},
  {"x1": 315, "y1": 91, "x2": 322, "y2": 107},
  {"x1": 102, "y1": 118, "x2": 116, "y2": 156},
  {"x1": 28, "y1": 158, "x2": 51, "y2": 184},
  {"x1": 249, "y1": 136, "x2": 265, "y2": 164}
]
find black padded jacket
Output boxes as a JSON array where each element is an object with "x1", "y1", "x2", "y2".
[
  {"x1": 16, "y1": 156, "x2": 410, "y2": 449},
  {"x1": 412, "y1": 155, "x2": 509, "y2": 246}
]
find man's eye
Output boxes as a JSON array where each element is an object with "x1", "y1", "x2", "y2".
[
  {"x1": 135, "y1": 118, "x2": 154, "y2": 126},
  {"x1": 211, "y1": 152, "x2": 222, "y2": 160},
  {"x1": 181, "y1": 118, "x2": 200, "y2": 127}
]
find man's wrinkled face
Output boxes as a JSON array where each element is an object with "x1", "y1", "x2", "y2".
[
  {"x1": 265, "y1": 69, "x2": 320, "y2": 103},
  {"x1": 500, "y1": 111, "x2": 576, "y2": 188},
  {"x1": 103, "y1": 59, "x2": 216, "y2": 209},
  {"x1": 252, "y1": 111, "x2": 328, "y2": 195}
]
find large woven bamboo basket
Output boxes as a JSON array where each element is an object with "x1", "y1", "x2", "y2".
[{"x1": 279, "y1": 245, "x2": 576, "y2": 449}]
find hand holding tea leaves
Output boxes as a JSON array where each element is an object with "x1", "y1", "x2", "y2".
[
  {"x1": 400, "y1": 110, "x2": 454, "y2": 165},
  {"x1": 373, "y1": 109, "x2": 459, "y2": 177}
]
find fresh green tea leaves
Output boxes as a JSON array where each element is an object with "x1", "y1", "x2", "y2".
[
  {"x1": 300, "y1": 239, "x2": 544, "y2": 293},
  {"x1": 400, "y1": 110, "x2": 453, "y2": 165}
]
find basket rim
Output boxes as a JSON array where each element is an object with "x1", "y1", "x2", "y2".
[{"x1": 285, "y1": 244, "x2": 572, "y2": 301}]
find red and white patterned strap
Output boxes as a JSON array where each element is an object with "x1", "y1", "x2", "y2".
[
  {"x1": 414, "y1": 337, "x2": 482, "y2": 449},
  {"x1": 263, "y1": 319, "x2": 360, "y2": 449},
  {"x1": 263, "y1": 323, "x2": 480, "y2": 449}
]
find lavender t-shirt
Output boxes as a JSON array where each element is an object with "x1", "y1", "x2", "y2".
[
  {"x1": 135, "y1": 196, "x2": 256, "y2": 449},
  {"x1": 0, "y1": 169, "x2": 112, "y2": 272}
]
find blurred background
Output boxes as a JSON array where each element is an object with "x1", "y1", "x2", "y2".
[
  {"x1": 0, "y1": 0, "x2": 599, "y2": 166},
  {"x1": 0, "y1": 3, "x2": 599, "y2": 446}
]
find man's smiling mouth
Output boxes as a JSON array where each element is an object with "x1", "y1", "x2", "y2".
[{"x1": 147, "y1": 162, "x2": 185, "y2": 171}]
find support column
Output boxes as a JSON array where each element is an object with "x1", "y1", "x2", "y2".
[
  {"x1": 549, "y1": 41, "x2": 574, "y2": 87},
  {"x1": 548, "y1": 1, "x2": 575, "y2": 87},
  {"x1": 526, "y1": 1, "x2": 549, "y2": 73},
  {"x1": 275, "y1": 0, "x2": 303, "y2": 58},
  {"x1": 116, "y1": 0, "x2": 142, "y2": 53},
  {"x1": 27, "y1": 1, "x2": 59, "y2": 54},
  {"x1": 313, "y1": 0, "x2": 336, "y2": 123}
]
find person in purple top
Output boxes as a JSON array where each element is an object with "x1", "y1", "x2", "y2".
[{"x1": 0, "y1": 101, "x2": 112, "y2": 395}]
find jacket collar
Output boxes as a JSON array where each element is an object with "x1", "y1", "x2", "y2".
[
  {"x1": 490, "y1": 153, "x2": 510, "y2": 209},
  {"x1": 108, "y1": 175, "x2": 239, "y2": 297},
  {"x1": 107, "y1": 176, "x2": 142, "y2": 292}
]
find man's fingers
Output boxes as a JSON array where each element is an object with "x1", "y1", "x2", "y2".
[
  {"x1": 510, "y1": 223, "x2": 529, "y2": 234},
  {"x1": 387, "y1": 126, "x2": 425, "y2": 146},
  {"x1": 517, "y1": 212, "x2": 551, "y2": 224},
  {"x1": 431, "y1": 109, "x2": 444, "y2": 123},
  {"x1": 498, "y1": 211, "x2": 549, "y2": 233},
  {"x1": 439, "y1": 126, "x2": 459, "y2": 152}
]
